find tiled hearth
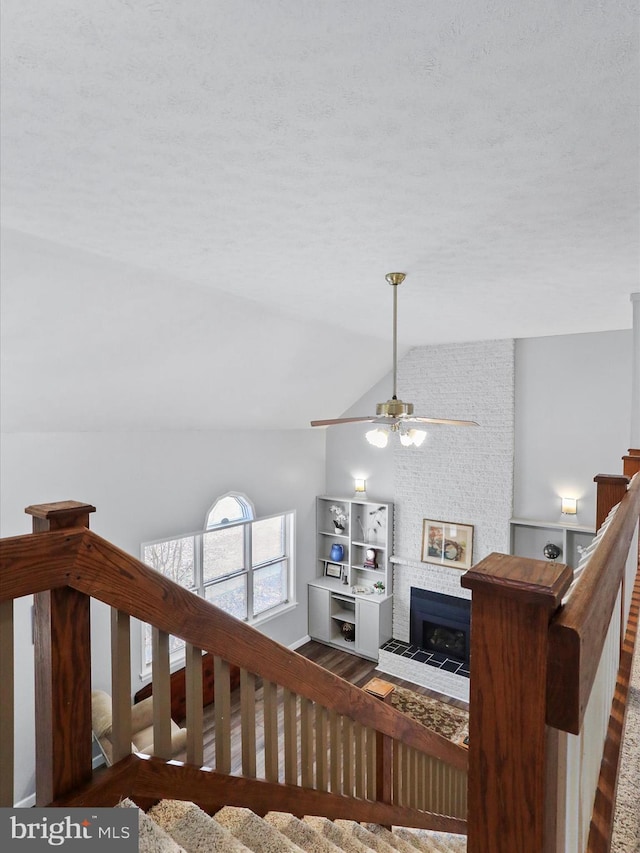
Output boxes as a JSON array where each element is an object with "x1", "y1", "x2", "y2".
[
  {"x1": 378, "y1": 639, "x2": 470, "y2": 702},
  {"x1": 381, "y1": 638, "x2": 470, "y2": 678}
]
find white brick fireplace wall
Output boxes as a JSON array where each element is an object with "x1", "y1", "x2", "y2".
[{"x1": 377, "y1": 339, "x2": 515, "y2": 699}]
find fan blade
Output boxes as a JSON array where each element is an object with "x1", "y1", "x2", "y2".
[
  {"x1": 408, "y1": 416, "x2": 479, "y2": 426},
  {"x1": 310, "y1": 416, "x2": 376, "y2": 427}
]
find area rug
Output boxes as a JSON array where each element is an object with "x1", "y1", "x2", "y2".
[{"x1": 389, "y1": 684, "x2": 469, "y2": 744}]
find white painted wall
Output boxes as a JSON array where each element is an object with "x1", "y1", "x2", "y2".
[
  {"x1": 0, "y1": 428, "x2": 325, "y2": 805},
  {"x1": 514, "y1": 330, "x2": 632, "y2": 525}
]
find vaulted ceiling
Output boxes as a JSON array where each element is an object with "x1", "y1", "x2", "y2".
[{"x1": 1, "y1": 2, "x2": 637, "y2": 431}]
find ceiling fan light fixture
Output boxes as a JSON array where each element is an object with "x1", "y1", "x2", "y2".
[
  {"x1": 366, "y1": 428, "x2": 389, "y2": 448},
  {"x1": 403, "y1": 428, "x2": 427, "y2": 447}
]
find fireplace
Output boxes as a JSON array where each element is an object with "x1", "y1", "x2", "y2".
[{"x1": 409, "y1": 587, "x2": 471, "y2": 667}]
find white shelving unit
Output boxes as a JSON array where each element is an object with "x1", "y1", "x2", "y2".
[
  {"x1": 509, "y1": 517, "x2": 595, "y2": 569},
  {"x1": 308, "y1": 495, "x2": 393, "y2": 661}
]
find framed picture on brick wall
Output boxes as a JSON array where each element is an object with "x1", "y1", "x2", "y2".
[{"x1": 421, "y1": 519, "x2": 474, "y2": 570}]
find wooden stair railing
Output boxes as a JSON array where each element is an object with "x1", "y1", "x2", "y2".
[
  {"x1": 0, "y1": 500, "x2": 467, "y2": 834},
  {"x1": 461, "y1": 465, "x2": 640, "y2": 853}
]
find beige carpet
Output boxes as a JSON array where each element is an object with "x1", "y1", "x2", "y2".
[{"x1": 389, "y1": 684, "x2": 469, "y2": 744}]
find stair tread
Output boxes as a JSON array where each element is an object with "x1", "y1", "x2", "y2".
[
  {"x1": 148, "y1": 800, "x2": 252, "y2": 852},
  {"x1": 394, "y1": 827, "x2": 467, "y2": 852},
  {"x1": 215, "y1": 805, "x2": 308, "y2": 853},
  {"x1": 361, "y1": 824, "x2": 426, "y2": 853},
  {"x1": 335, "y1": 819, "x2": 399, "y2": 853},
  {"x1": 117, "y1": 797, "x2": 188, "y2": 853},
  {"x1": 265, "y1": 812, "x2": 344, "y2": 853},
  {"x1": 303, "y1": 815, "x2": 373, "y2": 853}
]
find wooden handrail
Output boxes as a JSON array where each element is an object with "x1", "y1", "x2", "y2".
[
  {"x1": 0, "y1": 526, "x2": 467, "y2": 771},
  {"x1": 546, "y1": 472, "x2": 640, "y2": 733}
]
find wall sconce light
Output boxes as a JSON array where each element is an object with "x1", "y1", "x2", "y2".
[
  {"x1": 561, "y1": 497, "x2": 577, "y2": 515},
  {"x1": 354, "y1": 478, "x2": 367, "y2": 497}
]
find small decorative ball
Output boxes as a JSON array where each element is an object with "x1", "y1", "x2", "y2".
[{"x1": 543, "y1": 542, "x2": 561, "y2": 561}]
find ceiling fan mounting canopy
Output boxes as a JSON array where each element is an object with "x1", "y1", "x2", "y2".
[
  {"x1": 385, "y1": 271, "x2": 406, "y2": 286},
  {"x1": 310, "y1": 271, "x2": 479, "y2": 438}
]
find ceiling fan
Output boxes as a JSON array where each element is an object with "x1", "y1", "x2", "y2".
[{"x1": 310, "y1": 272, "x2": 479, "y2": 447}]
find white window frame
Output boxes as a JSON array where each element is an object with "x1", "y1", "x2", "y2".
[{"x1": 139, "y1": 501, "x2": 296, "y2": 677}]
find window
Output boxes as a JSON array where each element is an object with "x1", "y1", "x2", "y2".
[{"x1": 140, "y1": 493, "x2": 295, "y2": 668}]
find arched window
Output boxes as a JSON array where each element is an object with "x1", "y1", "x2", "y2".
[
  {"x1": 141, "y1": 492, "x2": 295, "y2": 671},
  {"x1": 205, "y1": 492, "x2": 254, "y2": 529}
]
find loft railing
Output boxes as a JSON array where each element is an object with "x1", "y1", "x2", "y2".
[
  {"x1": 0, "y1": 500, "x2": 467, "y2": 834},
  {"x1": 1, "y1": 448, "x2": 638, "y2": 853},
  {"x1": 462, "y1": 452, "x2": 640, "y2": 853}
]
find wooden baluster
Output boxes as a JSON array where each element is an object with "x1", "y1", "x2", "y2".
[
  {"x1": 110, "y1": 609, "x2": 132, "y2": 763},
  {"x1": 393, "y1": 739, "x2": 401, "y2": 806},
  {"x1": 185, "y1": 643, "x2": 203, "y2": 766},
  {"x1": 402, "y1": 742, "x2": 411, "y2": 808},
  {"x1": 240, "y1": 669, "x2": 256, "y2": 777},
  {"x1": 418, "y1": 752, "x2": 426, "y2": 812},
  {"x1": 354, "y1": 721, "x2": 365, "y2": 799},
  {"x1": 315, "y1": 705, "x2": 328, "y2": 792},
  {"x1": 409, "y1": 746, "x2": 418, "y2": 809},
  {"x1": 329, "y1": 710, "x2": 341, "y2": 794},
  {"x1": 283, "y1": 688, "x2": 298, "y2": 785},
  {"x1": 0, "y1": 599, "x2": 14, "y2": 806},
  {"x1": 366, "y1": 726, "x2": 376, "y2": 800},
  {"x1": 151, "y1": 628, "x2": 172, "y2": 758},
  {"x1": 26, "y1": 501, "x2": 95, "y2": 805},
  {"x1": 461, "y1": 552, "x2": 572, "y2": 853},
  {"x1": 263, "y1": 679, "x2": 279, "y2": 783},
  {"x1": 300, "y1": 696, "x2": 314, "y2": 788},
  {"x1": 342, "y1": 716, "x2": 354, "y2": 796},
  {"x1": 214, "y1": 656, "x2": 231, "y2": 773},
  {"x1": 363, "y1": 678, "x2": 395, "y2": 812}
]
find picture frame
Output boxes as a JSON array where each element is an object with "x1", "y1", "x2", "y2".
[
  {"x1": 325, "y1": 562, "x2": 342, "y2": 578},
  {"x1": 421, "y1": 519, "x2": 474, "y2": 571}
]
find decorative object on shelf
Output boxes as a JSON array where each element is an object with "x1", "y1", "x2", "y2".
[
  {"x1": 364, "y1": 548, "x2": 378, "y2": 568},
  {"x1": 543, "y1": 542, "x2": 562, "y2": 561},
  {"x1": 329, "y1": 543, "x2": 344, "y2": 562},
  {"x1": 561, "y1": 497, "x2": 578, "y2": 515},
  {"x1": 342, "y1": 566, "x2": 349, "y2": 584},
  {"x1": 368, "y1": 506, "x2": 386, "y2": 540},
  {"x1": 341, "y1": 622, "x2": 355, "y2": 642},
  {"x1": 325, "y1": 561, "x2": 342, "y2": 578},
  {"x1": 310, "y1": 272, "x2": 478, "y2": 447},
  {"x1": 421, "y1": 519, "x2": 474, "y2": 571},
  {"x1": 329, "y1": 504, "x2": 347, "y2": 533},
  {"x1": 354, "y1": 478, "x2": 367, "y2": 497},
  {"x1": 373, "y1": 580, "x2": 385, "y2": 594}
]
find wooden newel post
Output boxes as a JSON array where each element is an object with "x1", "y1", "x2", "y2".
[
  {"x1": 461, "y1": 553, "x2": 572, "y2": 853},
  {"x1": 622, "y1": 448, "x2": 640, "y2": 480},
  {"x1": 594, "y1": 474, "x2": 629, "y2": 531},
  {"x1": 25, "y1": 501, "x2": 96, "y2": 805},
  {"x1": 364, "y1": 677, "x2": 395, "y2": 818}
]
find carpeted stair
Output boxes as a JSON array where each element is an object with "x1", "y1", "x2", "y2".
[{"x1": 120, "y1": 798, "x2": 467, "y2": 852}]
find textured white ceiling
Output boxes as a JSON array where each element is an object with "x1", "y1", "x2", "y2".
[{"x1": 1, "y1": 1, "x2": 638, "y2": 430}]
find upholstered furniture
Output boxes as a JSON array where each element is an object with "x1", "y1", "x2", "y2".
[{"x1": 91, "y1": 689, "x2": 187, "y2": 765}]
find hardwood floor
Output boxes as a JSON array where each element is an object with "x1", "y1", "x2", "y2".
[
  {"x1": 196, "y1": 640, "x2": 468, "y2": 777},
  {"x1": 296, "y1": 641, "x2": 469, "y2": 709}
]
